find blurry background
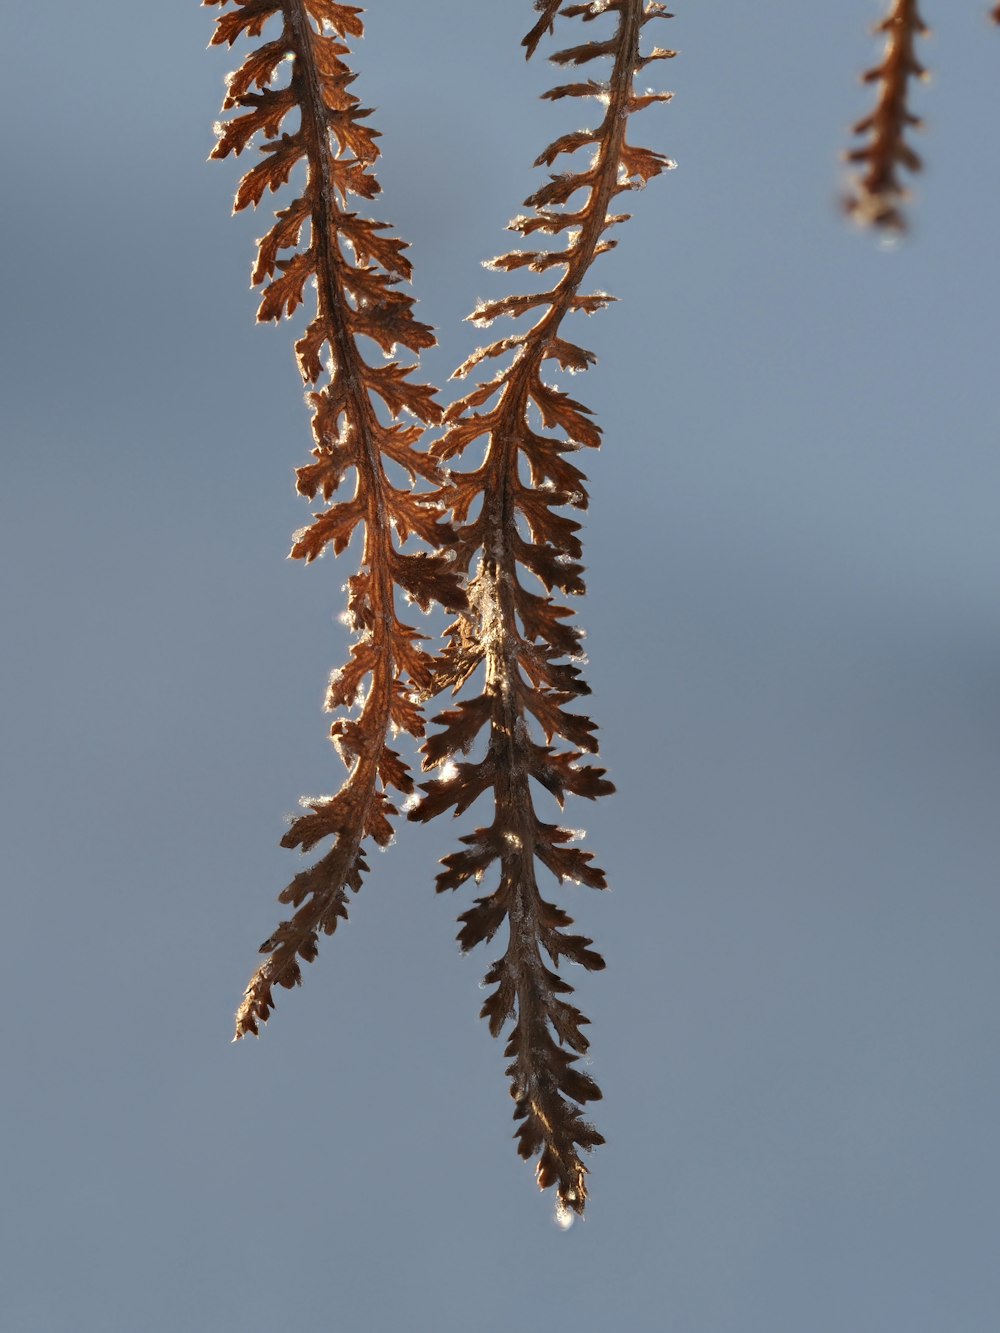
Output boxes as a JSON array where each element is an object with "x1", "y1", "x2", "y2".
[{"x1": 3, "y1": 2, "x2": 1000, "y2": 1329}]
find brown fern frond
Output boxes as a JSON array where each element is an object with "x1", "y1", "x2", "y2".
[
  {"x1": 844, "y1": 0, "x2": 929, "y2": 232},
  {"x1": 409, "y1": 0, "x2": 673, "y2": 1218},
  {"x1": 206, "y1": 0, "x2": 466, "y2": 1039}
]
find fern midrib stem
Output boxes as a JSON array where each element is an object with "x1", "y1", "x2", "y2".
[
  {"x1": 864, "y1": 0, "x2": 921, "y2": 195},
  {"x1": 531, "y1": 0, "x2": 643, "y2": 349},
  {"x1": 286, "y1": 0, "x2": 397, "y2": 828},
  {"x1": 485, "y1": 0, "x2": 642, "y2": 578},
  {"x1": 479, "y1": 1, "x2": 642, "y2": 985}
]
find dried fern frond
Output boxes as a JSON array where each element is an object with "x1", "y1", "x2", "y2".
[
  {"x1": 206, "y1": 0, "x2": 466, "y2": 1038},
  {"x1": 845, "y1": 0, "x2": 929, "y2": 232},
  {"x1": 409, "y1": 0, "x2": 674, "y2": 1218}
]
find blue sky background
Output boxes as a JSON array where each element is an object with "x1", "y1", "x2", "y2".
[{"x1": 3, "y1": 2, "x2": 1000, "y2": 1330}]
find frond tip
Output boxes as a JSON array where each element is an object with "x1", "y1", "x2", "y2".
[{"x1": 844, "y1": 0, "x2": 929, "y2": 232}]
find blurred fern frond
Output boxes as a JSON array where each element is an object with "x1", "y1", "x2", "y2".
[{"x1": 845, "y1": 0, "x2": 928, "y2": 232}]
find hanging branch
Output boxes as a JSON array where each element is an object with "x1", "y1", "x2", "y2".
[
  {"x1": 409, "y1": 0, "x2": 674, "y2": 1218},
  {"x1": 845, "y1": 0, "x2": 929, "y2": 231},
  {"x1": 206, "y1": 0, "x2": 465, "y2": 1038}
]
